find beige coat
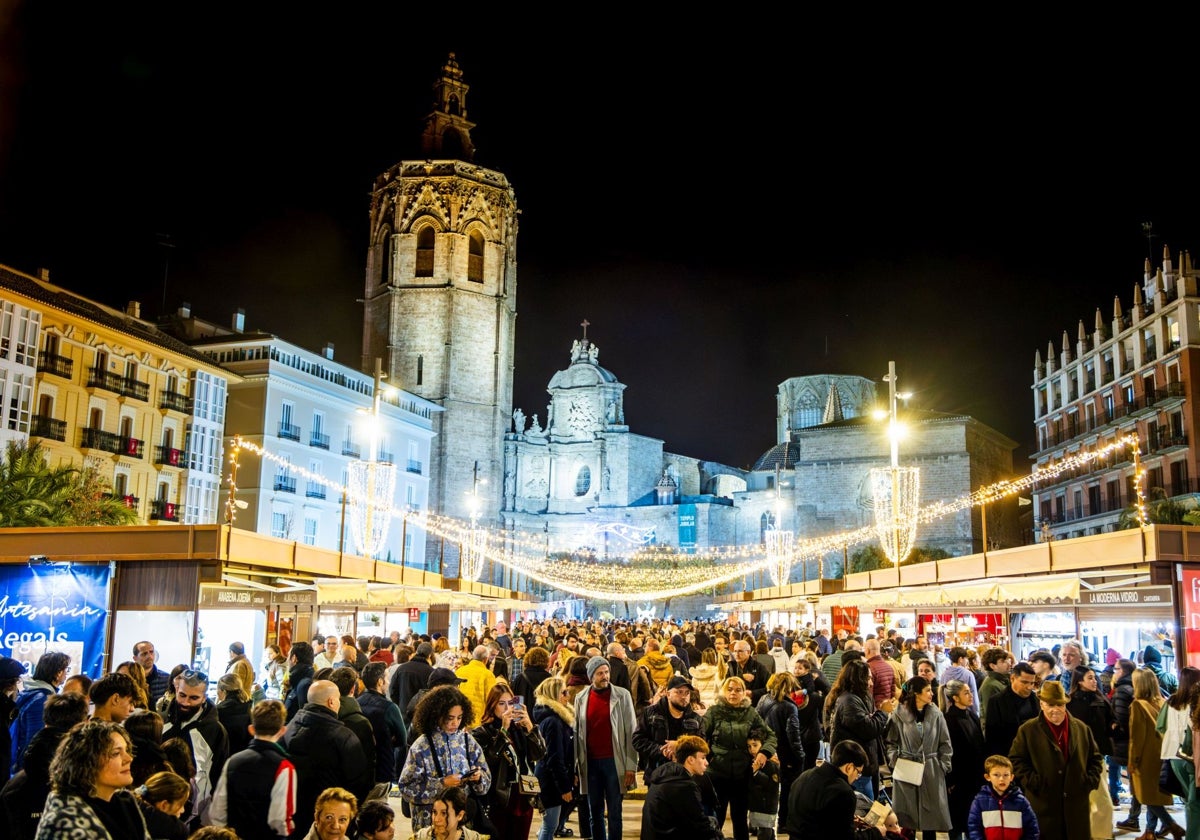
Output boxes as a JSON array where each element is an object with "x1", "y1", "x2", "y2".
[{"x1": 1129, "y1": 698, "x2": 1173, "y2": 806}]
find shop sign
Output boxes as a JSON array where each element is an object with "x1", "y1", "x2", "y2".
[
  {"x1": 1181, "y1": 569, "x2": 1200, "y2": 670},
  {"x1": 270, "y1": 590, "x2": 317, "y2": 607},
  {"x1": 1079, "y1": 586, "x2": 1173, "y2": 606},
  {"x1": 409, "y1": 607, "x2": 421, "y2": 621},
  {"x1": 0, "y1": 563, "x2": 110, "y2": 678},
  {"x1": 199, "y1": 587, "x2": 269, "y2": 608},
  {"x1": 678, "y1": 504, "x2": 697, "y2": 553}
]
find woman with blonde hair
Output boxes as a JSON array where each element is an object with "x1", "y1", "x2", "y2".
[
  {"x1": 690, "y1": 647, "x2": 722, "y2": 711},
  {"x1": 1129, "y1": 668, "x2": 1184, "y2": 840},
  {"x1": 116, "y1": 660, "x2": 152, "y2": 709},
  {"x1": 702, "y1": 676, "x2": 776, "y2": 840},
  {"x1": 532, "y1": 676, "x2": 576, "y2": 840}
]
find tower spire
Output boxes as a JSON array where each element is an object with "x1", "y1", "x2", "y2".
[
  {"x1": 822, "y1": 383, "x2": 844, "y2": 424},
  {"x1": 420, "y1": 52, "x2": 477, "y2": 161}
]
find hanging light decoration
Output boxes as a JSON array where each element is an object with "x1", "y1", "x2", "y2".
[
  {"x1": 460, "y1": 523, "x2": 488, "y2": 582},
  {"x1": 347, "y1": 459, "x2": 396, "y2": 557},
  {"x1": 765, "y1": 526, "x2": 794, "y2": 586},
  {"x1": 871, "y1": 465, "x2": 921, "y2": 564}
]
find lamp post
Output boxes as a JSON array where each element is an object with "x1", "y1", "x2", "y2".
[
  {"x1": 347, "y1": 358, "x2": 397, "y2": 558},
  {"x1": 872, "y1": 361, "x2": 918, "y2": 565}
]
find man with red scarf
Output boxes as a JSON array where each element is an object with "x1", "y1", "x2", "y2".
[{"x1": 1009, "y1": 680, "x2": 1102, "y2": 840}]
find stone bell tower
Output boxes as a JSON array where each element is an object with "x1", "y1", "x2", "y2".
[{"x1": 361, "y1": 53, "x2": 517, "y2": 564}]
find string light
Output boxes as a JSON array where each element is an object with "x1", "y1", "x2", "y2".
[
  {"x1": 347, "y1": 459, "x2": 396, "y2": 556},
  {"x1": 227, "y1": 433, "x2": 1144, "y2": 601},
  {"x1": 871, "y1": 465, "x2": 920, "y2": 564}
]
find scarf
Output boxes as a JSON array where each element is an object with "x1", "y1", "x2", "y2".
[{"x1": 1045, "y1": 713, "x2": 1069, "y2": 756}]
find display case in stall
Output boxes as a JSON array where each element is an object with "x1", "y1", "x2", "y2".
[{"x1": 1078, "y1": 585, "x2": 1175, "y2": 671}]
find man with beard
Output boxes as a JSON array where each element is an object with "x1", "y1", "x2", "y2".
[
  {"x1": 633, "y1": 675, "x2": 704, "y2": 780},
  {"x1": 134, "y1": 641, "x2": 172, "y2": 708},
  {"x1": 284, "y1": 641, "x2": 315, "y2": 722},
  {"x1": 574, "y1": 656, "x2": 637, "y2": 840},
  {"x1": 162, "y1": 668, "x2": 230, "y2": 817}
]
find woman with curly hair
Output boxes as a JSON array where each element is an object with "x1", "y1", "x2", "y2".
[
  {"x1": 35, "y1": 719, "x2": 151, "y2": 840},
  {"x1": 115, "y1": 661, "x2": 152, "y2": 710},
  {"x1": 398, "y1": 686, "x2": 492, "y2": 834}
]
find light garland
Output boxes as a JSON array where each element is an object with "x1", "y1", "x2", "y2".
[
  {"x1": 765, "y1": 527, "x2": 794, "y2": 586},
  {"x1": 226, "y1": 433, "x2": 1146, "y2": 601}
]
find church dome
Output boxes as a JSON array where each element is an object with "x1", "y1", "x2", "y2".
[{"x1": 752, "y1": 442, "x2": 802, "y2": 472}]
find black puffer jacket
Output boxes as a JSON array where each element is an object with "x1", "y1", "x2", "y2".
[
  {"x1": 755, "y1": 694, "x2": 805, "y2": 770},
  {"x1": 641, "y1": 762, "x2": 723, "y2": 840},
  {"x1": 283, "y1": 703, "x2": 371, "y2": 838},
  {"x1": 1111, "y1": 672, "x2": 1135, "y2": 764},
  {"x1": 793, "y1": 671, "x2": 829, "y2": 745},
  {"x1": 1068, "y1": 687, "x2": 1115, "y2": 756}
]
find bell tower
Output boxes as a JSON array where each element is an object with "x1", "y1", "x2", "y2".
[{"x1": 361, "y1": 53, "x2": 517, "y2": 567}]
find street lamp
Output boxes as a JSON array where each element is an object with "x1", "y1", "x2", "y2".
[{"x1": 871, "y1": 361, "x2": 920, "y2": 565}]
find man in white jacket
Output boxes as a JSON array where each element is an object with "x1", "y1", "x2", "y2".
[{"x1": 574, "y1": 655, "x2": 638, "y2": 840}]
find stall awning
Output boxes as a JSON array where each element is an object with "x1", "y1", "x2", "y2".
[
  {"x1": 995, "y1": 575, "x2": 1079, "y2": 603},
  {"x1": 315, "y1": 578, "x2": 368, "y2": 604},
  {"x1": 820, "y1": 573, "x2": 1084, "y2": 611}
]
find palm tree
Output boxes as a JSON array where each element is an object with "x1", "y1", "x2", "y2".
[
  {"x1": 1118, "y1": 486, "x2": 1189, "y2": 529},
  {"x1": 0, "y1": 440, "x2": 139, "y2": 527}
]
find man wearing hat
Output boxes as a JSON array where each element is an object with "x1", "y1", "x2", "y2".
[
  {"x1": 1009, "y1": 679, "x2": 1103, "y2": 840},
  {"x1": 0, "y1": 655, "x2": 27, "y2": 787},
  {"x1": 573, "y1": 655, "x2": 637, "y2": 840},
  {"x1": 633, "y1": 674, "x2": 703, "y2": 780}
]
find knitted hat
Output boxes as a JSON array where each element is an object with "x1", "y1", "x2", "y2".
[
  {"x1": 1105, "y1": 648, "x2": 1120, "y2": 667},
  {"x1": 1143, "y1": 645, "x2": 1162, "y2": 665},
  {"x1": 0, "y1": 656, "x2": 26, "y2": 680},
  {"x1": 586, "y1": 655, "x2": 610, "y2": 680}
]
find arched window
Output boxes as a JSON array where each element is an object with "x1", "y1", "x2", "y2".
[
  {"x1": 575, "y1": 466, "x2": 592, "y2": 497},
  {"x1": 379, "y1": 229, "x2": 393, "y2": 286},
  {"x1": 416, "y1": 227, "x2": 434, "y2": 278},
  {"x1": 760, "y1": 512, "x2": 776, "y2": 545},
  {"x1": 467, "y1": 230, "x2": 484, "y2": 283},
  {"x1": 448, "y1": 94, "x2": 461, "y2": 116}
]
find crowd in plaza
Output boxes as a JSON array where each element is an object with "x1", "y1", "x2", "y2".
[{"x1": 0, "y1": 619, "x2": 1195, "y2": 840}]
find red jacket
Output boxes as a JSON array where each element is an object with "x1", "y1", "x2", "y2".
[{"x1": 966, "y1": 782, "x2": 1039, "y2": 840}]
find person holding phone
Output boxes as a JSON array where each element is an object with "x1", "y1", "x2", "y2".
[{"x1": 473, "y1": 684, "x2": 547, "y2": 840}]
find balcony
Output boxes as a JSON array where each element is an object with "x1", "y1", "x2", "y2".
[
  {"x1": 29, "y1": 415, "x2": 66, "y2": 442},
  {"x1": 156, "y1": 446, "x2": 185, "y2": 467},
  {"x1": 278, "y1": 422, "x2": 301, "y2": 441},
  {"x1": 407, "y1": 459, "x2": 423, "y2": 474},
  {"x1": 273, "y1": 475, "x2": 297, "y2": 493},
  {"x1": 309, "y1": 431, "x2": 330, "y2": 450},
  {"x1": 115, "y1": 494, "x2": 139, "y2": 510},
  {"x1": 150, "y1": 500, "x2": 179, "y2": 522},
  {"x1": 37, "y1": 353, "x2": 73, "y2": 378},
  {"x1": 1152, "y1": 430, "x2": 1189, "y2": 452},
  {"x1": 378, "y1": 449, "x2": 394, "y2": 464},
  {"x1": 342, "y1": 441, "x2": 361, "y2": 458},
  {"x1": 159, "y1": 390, "x2": 192, "y2": 413},
  {"x1": 306, "y1": 482, "x2": 326, "y2": 499},
  {"x1": 86, "y1": 367, "x2": 149, "y2": 401},
  {"x1": 81, "y1": 428, "x2": 143, "y2": 458}
]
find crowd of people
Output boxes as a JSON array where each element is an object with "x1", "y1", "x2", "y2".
[{"x1": 0, "y1": 620, "x2": 1194, "y2": 840}]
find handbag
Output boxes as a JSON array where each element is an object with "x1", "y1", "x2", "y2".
[
  {"x1": 428, "y1": 734, "x2": 498, "y2": 836},
  {"x1": 519, "y1": 773, "x2": 541, "y2": 796},
  {"x1": 1160, "y1": 758, "x2": 1185, "y2": 798},
  {"x1": 892, "y1": 757, "x2": 925, "y2": 786}
]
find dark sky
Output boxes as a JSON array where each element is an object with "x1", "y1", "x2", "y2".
[{"x1": 1, "y1": 9, "x2": 1196, "y2": 471}]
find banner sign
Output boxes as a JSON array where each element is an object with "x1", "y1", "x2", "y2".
[
  {"x1": 0, "y1": 563, "x2": 111, "y2": 678},
  {"x1": 1181, "y1": 568, "x2": 1200, "y2": 670},
  {"x1": 1079, "y1": 586, "x2": 1172, "y2": 607},
  {"x1": 678, "y1": 504, "x2": 697, "y2": 553}
]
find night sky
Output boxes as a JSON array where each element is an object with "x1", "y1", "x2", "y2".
[{"x1": 2, "y1": 9, "x2": 1197, "y2": 472}]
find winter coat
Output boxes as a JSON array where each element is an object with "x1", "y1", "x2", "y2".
[
  {"x1": 34, "y1": 790, "x2": 151, "y2": 840},
  {"x1": 162, "y1": 697, "x2": 230, "y2": 812},
  {"x1": 388, "y1": 658, "x2": 432, "y2": 716},
  {"x1": 977, "y1": 671, "x2": 1009, "y2": 730},
  {"x1": 282, "y1": 702, "x2": 372, "y2": 837},
  {"x1": 792, "y1": 671, "x2": 829, "y2": 745},
  {"x1": 397, "y1": 727, "x2": 490, "y2": 831},
  {"x1": 357, "y1": 687, "x2": 406, "y2": 783},
  {"x1": 1110, "y1": 672, "x2": 1134, "y2": 764},
  {"x1": 472, "y1": 719, "x2": 547, "y2": 810},
  {"x1": 216, "y1": 697, "x2": 253, "y2": 756},
  {"x1": 283, "y1": 663, "x2": 314, "y2": 722},
  {"x1": 9, "y1": 682, "x2": 53, "y2": 775},
  {"x1": 769, "y1": 648, "x2": 790, "y2": 674},
  {"x1": 821, "y1": 650, "x2": 845, "y2": 687},
  {"x1": 336, "y1": 693, "x2": 377, "y2": 786},
  {"x1": 965, "y1": 782, "x2": 1040, "y2": 840},
  {"x1": 829, "y1": 691, "x2": 889, "y2": 778},
  {"x1": 1128, "y1": 698, "x2": 1172, "y2": 806},
  {"x1": 633, "y1": 695, "x2": 704, "y2": 777},
  {"x1": 755, "y1": 694, "x2": 805, "y2": 770},
  {"x1": 944, "y1": 704, "x2": 987, "y2": 833},
  {"x1": 941, "y1": 664, "x2": 979, "y2": 714},
  {"x1": 785, "y1": 761, "x2": 877, "y2": 840},
  {"x1": 885, "y1": 703, "x2": 952, "y2": 832},
  {"x1": 641, "y1": 761, "x2": 723, "y2": 840},
  {"x1": 690, "y1": 663, "x2": 721, "y2": 711},
  {"x1": 1066, "y1": 688, "x2": 1115, "y2": 756},
  {"x1": 983, "y1": 686, "x2": 1039, "y2": 760},
  {"x1": 455, "y1": 659, "x2": 497, "y2": 724},
  {"x1": 573, "y1": 683, "x2": 638, "y2": 795},
  {"x1": 639, "y1": 651, "x2": 676, "y2": 689},
  {"x1": 701, "y1": 697, "x2": 776, "y2": 781},
  {"x1": 533, "y1": 698, "x2": 575, "y2": 809},
  {"x1": 512, "y1": 664, "x2": 553, "y2": 711},
  {"x1": 748, "y1": 760, "x2": 781, "y2": 820},
  {"x1": 1008, "y1": 713, "x2": 1102, "y2": 840}
]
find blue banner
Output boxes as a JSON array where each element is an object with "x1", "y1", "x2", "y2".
[
  {"x1": 0, "y1": 563, "x2": 111, "y2": 678},
  {"x1": 678, "y1": 503, "x2": 697, "y2": 554}
]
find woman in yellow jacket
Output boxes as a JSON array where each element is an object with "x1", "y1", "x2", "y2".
[{"x1": 1129, "y1": 668, "x2": 1184, "y2": 840}]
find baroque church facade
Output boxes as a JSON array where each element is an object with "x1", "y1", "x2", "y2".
[{"x1": 359, "y1": 56, "x2": 1020, "y2": 604}]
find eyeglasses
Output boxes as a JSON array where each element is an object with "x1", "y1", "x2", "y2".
[{"x1": 180, "y1": 668, "x2": 208, "y2": 684}]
